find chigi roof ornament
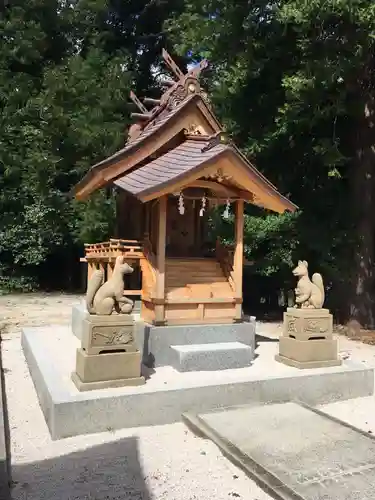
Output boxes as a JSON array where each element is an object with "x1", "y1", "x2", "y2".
[{"x1": 127, "y1": 50, "x2": 210, "y2": 141}]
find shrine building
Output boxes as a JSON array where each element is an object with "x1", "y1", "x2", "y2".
[{"x1": 73, "y1": 50, "x2": 297, "y2": 326}]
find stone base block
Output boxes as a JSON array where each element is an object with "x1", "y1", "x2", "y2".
[
  {"x1": 279, "y1": 336, "x2": 339, "y2": 362},
  {"x1": 274, "y1": 354, "x2": 342, "y2": 369},
  {"x1": 143, "y1": 319, "x2": 256, "y2": 368},
  {"x1": 81, "y1": 314, "x2": 135, "y2": 355},
  {"x1": 72, "y1": 349, "x2": 144, "y2": 391},
  {"x1": 71, "y1": 372, "x2": 145, "y2": 391},
  {"x1": 71, "y1": 301, "x2": 141, "y2": 342},
  {"x1": 170, "y1": 342, "x2": 253, "y2": 372},
  {"x1": 71, "y1": 301, "x2": 89, "y2": 340}
]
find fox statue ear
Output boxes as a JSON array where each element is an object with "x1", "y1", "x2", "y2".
[
  {"x1": 298, "y1": 260, "x2": 302, "y2": 265},
  {"x1": 303, "y1": 260, "x2": 308, "y2": 267}
]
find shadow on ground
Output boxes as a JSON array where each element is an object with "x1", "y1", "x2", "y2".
[
  {"x1": 251, "y1": 334, "x2": 279, "y2": 362},
  {"x1": 255, "y1": 334, "x2": 279, "y2": 344},
  {"x1": 11, "y1": 437, "x2": 152, "y2": 500}
]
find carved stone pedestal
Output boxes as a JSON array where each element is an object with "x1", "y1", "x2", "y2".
[
  {"x1": 71, "y1": 314, "x2": 145, "y2": 391},
  {"x1": 275, "y1": 308, "x2": 341, "y2": 369},
  {"x1": 81, "y1": 314, "x2": 137, "y2": 355}
]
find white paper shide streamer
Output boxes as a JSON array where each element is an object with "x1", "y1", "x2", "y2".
[
  {"x1": 222, "y1": 198, "x2": 230, "y2": 220},
  {"x1": 178, "y1": 192, "x2": 185, "y2": 215},
  {"x1": 199, "y1": 194, "x2": 207, "y2": 217}
]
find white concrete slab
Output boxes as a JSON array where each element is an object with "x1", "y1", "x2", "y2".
[{"x1": 22, "y1": 326, "x2": 374, "y2": 440}]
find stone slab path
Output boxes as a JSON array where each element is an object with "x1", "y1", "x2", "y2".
[{"x1": 184, "y1": 402, "x2": 375, "y2": 500}]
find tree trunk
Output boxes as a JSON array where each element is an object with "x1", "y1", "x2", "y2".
[{"x1": 348, "y1": 99, "x2": 375, "y2": 328}]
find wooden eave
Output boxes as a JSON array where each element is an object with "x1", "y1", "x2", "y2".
[
  {"x1": 73, "y1": 94, "x2": 222, "y2": 200},
  {"x1": 113, "y1": 138, "x2": 298, "y2": 214}
]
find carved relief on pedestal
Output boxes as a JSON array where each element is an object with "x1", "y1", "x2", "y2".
[
  {"x1": 303, "y1": 318, "x2": 330, "y2": 335},
  {"x1": 287, "y1": 317, "x2": 298, "y2": 335},
  {"x1": 91, "y1": 326, "x2": 134, "y2": 347}
]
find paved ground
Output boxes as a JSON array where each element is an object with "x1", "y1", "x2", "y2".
[
  {"x1": 1, "y1": 293, "x2": 375, "y2": 499},
  {"x1": 188, "y1": 402, "x2": 375, "y2": 499}
]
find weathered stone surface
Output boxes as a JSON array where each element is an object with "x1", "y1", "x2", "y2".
[
  {"x1": 86, "y1": 255, "x2": 134, "y2": 315},
  {"x1": 277, "y1": 307, "x2": 340, "y2": 369},
  {"x1": 184, "y1": 402, "x2": 375, "y2": 500},
  {"x1": 81, "y1": 314, "x2": 136, "y2": 355},
  {"x1": 283, "y1": 308, "x2": 333, "y2": 340},
  {"x1": 277, "y1": 336, "x2": 341, "y2": 367},
  {"x1": 292, "y1": 260, "x2": 325, "y2": 309},
  {"x1": 72, "y1": 349, "x2": 144, "y2": 391}
]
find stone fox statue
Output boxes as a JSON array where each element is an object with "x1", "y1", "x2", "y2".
[
  {"x1": 86, "y1": 255, "x2": 134, "y2": 315},
  {"x1": 292, "y1": 260, "x2": 325, "y2": 309}
]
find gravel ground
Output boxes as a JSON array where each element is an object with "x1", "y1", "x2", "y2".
[
  {"x1": 0, "y1": 293, "x2": 81, "y2": 334},
  {"x1": 2, "y1": 293, "x2": 375, "y2": 500}
]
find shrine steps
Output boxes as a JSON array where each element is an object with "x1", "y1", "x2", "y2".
[
  {"x1": 165, "y1": 258, "x2": 234, "y2": 300},
  {"x1": 170, "y1": 342, "x2": 253, "y2": 372}
]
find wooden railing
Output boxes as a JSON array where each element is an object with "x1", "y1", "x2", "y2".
[
  {"x1": 81, "y1": 239, "x2": 143, "y2": 296},
  {"x1": 215, "y1": 238, "x2": 236, "y2": 292},
  {"x1": 83, "y1": 239, "x2": 143, "y2": 261}
]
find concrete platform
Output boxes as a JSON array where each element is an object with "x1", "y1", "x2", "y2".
[
  {"x1": 72, "y1": 302, "x2": 256, "y2": 368},
  {"x1": 22, "y1": 326, "x2": 374, "y2": 440},
  {"x1": 170, "y1": 342, "x2": 253, "y2": 372},
  {"x1": 183, "y1": 402, "x2": 375, "y2": 499}
]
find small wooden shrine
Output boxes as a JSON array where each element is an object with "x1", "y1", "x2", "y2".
[{"x1": 74, "y1": 50, "x2": 297, "y2": 326}]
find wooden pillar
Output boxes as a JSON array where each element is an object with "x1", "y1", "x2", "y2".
[
  {"x1": 154, "y1": 196, "x2": 167, "y2": 324},
  {"x1": 144, "y1": 202, "x2": 151, "y2": 237},
  {"x1": 233, "y1": 199, "x2": 244, "y2": 320}
]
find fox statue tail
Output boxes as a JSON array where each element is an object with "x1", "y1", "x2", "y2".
[
  {"x1": 85, "y1": 269, "x2": 104, "y2": 314},
  {"x1": 312, "y1": 273, "x2": 325, "y2": 307}
]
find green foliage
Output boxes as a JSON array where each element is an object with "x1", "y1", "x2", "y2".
[
  {"x1": 209, "y1": 207, "x2": 298, "y2": 278},
  {"x1": 2, "y1": 0, "x2": 375, "y2": 323},
  {"x1": 167, "y1": 0, "x2": 375, "y2": 323},
  {"x1": 0, "y1": 42, "x2": 131, "y2": 289},
  {"x1": 0, "y1": 0, "x2": 184, "y2": 292},
  {"x1": 71, "y1": 191, "x2": 116, "y2": 244}
]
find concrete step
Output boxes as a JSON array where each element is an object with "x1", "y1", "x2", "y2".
[{"x1": 170, "y1": 342, "x2": 253, "y2": 372}]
